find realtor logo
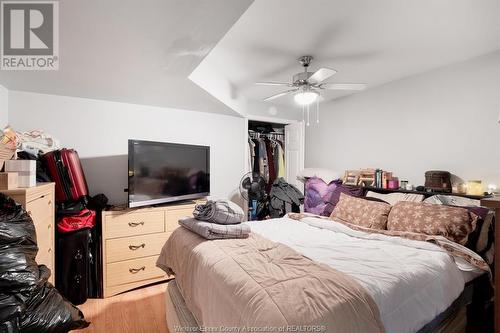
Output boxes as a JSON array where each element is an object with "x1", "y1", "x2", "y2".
[{"x1": 1, "y1": 1, "x2": 59, "y2": 70}]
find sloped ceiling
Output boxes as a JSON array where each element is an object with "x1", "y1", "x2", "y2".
[
  {"x1": 1, "y1": 0, "x2": 499, "y2": 118},
  {"x1": 0, "y1": 0, "x2": 253, "y2": 116},
  {"x1": 192, "y1": 0, "x2": 500, "y2": 112}
]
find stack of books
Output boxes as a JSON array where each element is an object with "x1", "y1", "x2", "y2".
[{"x1": 374, "y1": 169, "x2": 393, "y2": 189}]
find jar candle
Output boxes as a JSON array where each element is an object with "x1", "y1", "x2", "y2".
[
  {"x1": 466, "y1": 180, "x2": 483, "y2": 196},
  {"x1": 456, "y1": 183, "x2": 467, "y2": 194}
]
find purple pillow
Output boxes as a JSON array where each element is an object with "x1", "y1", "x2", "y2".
[{"x1": 304, "y1": 177, "x2": 341, "y2": 216}]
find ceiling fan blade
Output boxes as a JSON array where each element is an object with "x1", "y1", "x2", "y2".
[
  {"x1": 263, "y1": 89, "x2": 298, "y2": 101},
  {"x1": 256, "y1": 82, "x2": 291, "y2": 86},
  {"x1": 320, "y1": 83, "x2": 367, "y2": 91},
  {"x1": 308, "y1": 68, "x2": 337, "y2": 84}
]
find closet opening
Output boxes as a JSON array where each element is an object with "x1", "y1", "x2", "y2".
[
  {"x1": 248, "y1": 120, "x2": 286, "y2": 194},
  {"x1": 244, "y1": 118, "x2": 304, "y2": 221}
]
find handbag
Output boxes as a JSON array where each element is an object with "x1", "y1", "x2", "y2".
[{"x1": 57, "y1": 209, "x2": 96, "y2": 233}]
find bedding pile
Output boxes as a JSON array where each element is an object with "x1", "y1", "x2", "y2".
[{"x1": 179, "y1": 200, "x2": 250, "y2": 240}]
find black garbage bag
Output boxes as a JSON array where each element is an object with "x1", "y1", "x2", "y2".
[{"x1": 0, "y1": 193, "x2": 89, "y2": 332}]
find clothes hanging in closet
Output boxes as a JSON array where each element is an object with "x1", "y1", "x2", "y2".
[
  {"x1": 265, "y1": 138, "x2": 276, "y2": 192},
  {"x1": 248, "y1": 139, "x2": 256, "y2": 172},
  {"x1": 258, "y1": 139, "x2": 269, "y2": 182},
  {"x1": 248, "y1": 132, "x2": 285, "y2": 192},
  {"x1": 275, "y1": 143, "x2": 285, "y2": 178}
]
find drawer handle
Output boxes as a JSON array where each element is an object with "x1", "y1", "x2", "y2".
[
  {"x1": 128, "y1": 221, "x2": 144, "y2": 227},
  {"x1": 129, "y1": 266, "x2": 145, "y2": 274},
  {"x1": 129, "y1": 243, "x2": 146, "y2": 250}
]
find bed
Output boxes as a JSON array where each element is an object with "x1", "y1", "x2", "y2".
[{"x1": 157, "y1": 214, "x2": 489, "y2": 333}]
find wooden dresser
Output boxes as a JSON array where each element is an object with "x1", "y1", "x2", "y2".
[
  {"x1": 102, "y1": 201, "x2": 196, "y2": 297},
  {"x1": 0, "y1": 183, "x2": 56, "y2": 284}
]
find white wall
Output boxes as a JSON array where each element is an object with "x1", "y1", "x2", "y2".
[
  {"x1": 0, "y1": 85, "x2": 8, "y2": 127},
  {"x1": 8, "y1": 91, "x2": 246, "y2": 204},
  {"x1": 306, "y1": 51, "x2": 500, "y2": 190}
]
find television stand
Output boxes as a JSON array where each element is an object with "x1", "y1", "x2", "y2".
[
  {"x1": 101, "y1": 199, "x2": 204, "y2": 297},
  {"x1": 151, "y1": 199, "x2": 199, "y2": 208}
]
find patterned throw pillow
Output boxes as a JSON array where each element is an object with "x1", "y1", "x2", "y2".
[
  {"x1": 326, "y1": 185, "x2": 364, "y2": 216},
  {"x1": 387, "y1": 201, "x2": 477, "y2": 245},
  {"x1": 330, "y1": 193, "x2": 391, "y2": 230}
]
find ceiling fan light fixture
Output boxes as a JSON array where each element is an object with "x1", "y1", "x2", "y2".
[{"x1": 294, "y1": 90, "x2": 318, "y2": 106}]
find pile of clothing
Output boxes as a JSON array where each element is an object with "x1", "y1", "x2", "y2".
[{"x1": 179, "y1": 200, "x2": 250, "y2": 240}]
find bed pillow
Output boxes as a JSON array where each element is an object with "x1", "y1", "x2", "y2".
[
  {"x1": 423, "y1": 194, "x2": 480, "y2": 207},
  {"x1": 366, "y1": 191, "x2": 424, "y2": 206},
  {"x1": 297, "y1": 168, "x2": 341, "y2": 184},
  {"x1": 330, "y1": 193, "x2": 391, "y2": 230},
  {"x1": 387, "y1": 201, "x2": 477, "y2": 245},
  {"x1": 326, "y1": 184, "x2": 364, "y2": 216},
  {"x1": 304, "y1": 177, "x2": 342, "y2": 216},
  {"x1": 462, "y1": 206, "x2": 492, "y2": 256},
  {"x1": 424, "y1": 195, "x2": 493, "y2": 260}
]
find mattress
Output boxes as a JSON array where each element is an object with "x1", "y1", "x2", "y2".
[
  {"x1": 165, "y1": 280, "x2": 199, "y2": 332},
  {"x1": 165, "y1": 279, "x2": 468, "y2": 333},
  {"x1": 245, "y1": 216, "x2": 483, "y2": 333}
]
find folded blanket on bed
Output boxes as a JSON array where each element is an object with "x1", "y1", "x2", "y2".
[
  {"x1": 193, "y1": 200, "x2": 244, "y2": 225},
  {"x1": 179, "y1": 217, "x2": 250, "y2": 240}
]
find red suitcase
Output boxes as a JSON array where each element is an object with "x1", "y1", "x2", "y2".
[{"x1": 43, "y1": 149, "x2": 89, "y2": 203}]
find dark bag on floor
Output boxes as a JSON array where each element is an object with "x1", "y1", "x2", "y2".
[
  {"x1": 55, "y1": 196, "x2": 104, "y2": 300},
  {"x1": 0, "y1": 193, "x2": 89, "y2": 332},
  {"x1": 56, "y1": 228, "x2": 92, "y2": 305},
  {"x1": 42, "y1": 149, "x2": 89, "y2": 204}
]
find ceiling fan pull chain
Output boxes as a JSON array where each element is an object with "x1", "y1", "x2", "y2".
[
  {"x1": 316, "y1": 96, "x2": 320, "y2": 124},
  {"x1": 306, "y1": 104, "x2": 310, "y2": 126}
]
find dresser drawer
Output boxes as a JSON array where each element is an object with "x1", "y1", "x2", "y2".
[
  {"x1": 105, "y1": 211, "x2": 165, "y2": 239},
  {"x1": 166, "y1": 207, "x2": 194, "y2": 232},
  {"x1": 105, "y1": 232, "x2": 170, "y2": 263},
  {"x1": 26, "y1": 194, "x2": 53, "y2": 224},
  {"x1": 35, "y1": 215, "x2": 54, "y2": 270},
  {"x1": 106, "y1": 256, "x2": 166, "y2": 287}
]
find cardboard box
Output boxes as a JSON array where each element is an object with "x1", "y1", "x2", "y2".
[
  {"x1": 17, "y1": 173, "x2": 36, "y2": 188},
  {"x1": 0, "y1": 172, "x2": 18, "y2": 190},
  {"x1": 0, "y1": 144, "x2": 15, "y2": 160},
  {"x1": 5, "y1": 160, "x2": 36, "y2": 173}
]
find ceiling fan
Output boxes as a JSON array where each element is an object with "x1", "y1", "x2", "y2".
[{"x1": 256, "y1": 55, "x2": 367, "y2": 105}]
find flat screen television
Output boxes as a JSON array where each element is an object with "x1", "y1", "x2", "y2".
[{"x1": 128, "y1": 140, "x2": 210, "y2": 208}]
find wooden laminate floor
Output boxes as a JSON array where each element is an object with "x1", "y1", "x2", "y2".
[
  {"x1": 74, "y1": 283, "x2": 170, "y2": 333},
  {"x1": 73, "y1": 281, "x2": 486, "y2": 333}
]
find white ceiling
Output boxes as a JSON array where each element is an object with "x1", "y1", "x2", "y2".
[
  {"x1": 0, "y1": 0, "x2": 252, "y2": 116},
  {"x1": 193, "y1": 0, "x2": 500, "y2": 110},
  {"x1": 1, "y1": 0, "x2": 499, "y2": 117}
]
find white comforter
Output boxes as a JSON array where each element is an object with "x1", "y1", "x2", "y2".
[{"x1": 245, "y1": 216, "x2": 483, "y2": 333}]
